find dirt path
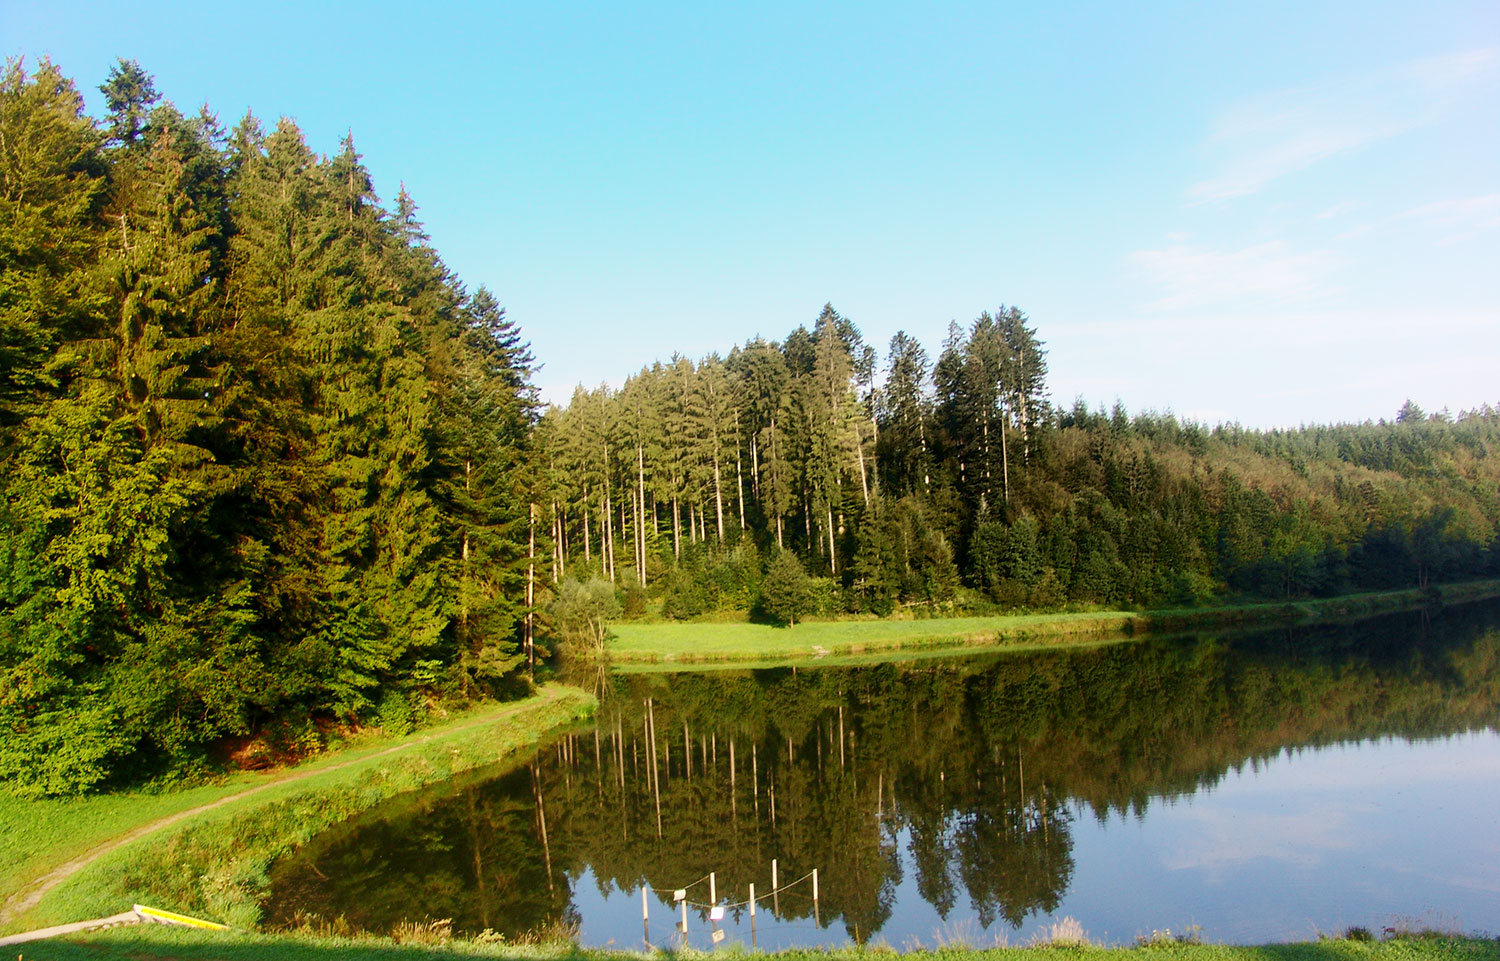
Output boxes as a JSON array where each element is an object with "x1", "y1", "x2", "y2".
[{"x1": 0, "y1": 688, "x2": 570, "y2": 927}]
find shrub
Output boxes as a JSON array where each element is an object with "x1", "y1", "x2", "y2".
[{"x1": 760, "y1": 551, "x2": 813, "y2": 626}]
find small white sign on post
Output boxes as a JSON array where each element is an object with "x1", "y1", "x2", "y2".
[
  {"x1": 710, "y1": 905, "x2": 725, "y2": 921},
  {"x1": 712, "y1": 929, "x2": 727, "y2": 944},
  {"x1": 673, "y1": 889, "x2": 686, "y2": 902}
]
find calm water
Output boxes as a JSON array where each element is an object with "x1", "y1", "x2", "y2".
[{"x1": 269, "y1": 601, "x2": 1500, "y2": 946}]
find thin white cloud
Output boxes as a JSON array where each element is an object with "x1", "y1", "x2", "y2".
[
  {"x1": 1336, "y1": 193, "x2": 1500, "y2": 244},
  {"x1": 1190, "y1": 48, "x2": 1499, "y2": 201},
  {"x1": 1399, "y1": 193, "x2": 1500, "y2": 244},
  {"x1": 1315, "y1": 201, "x2": 1358, "y2": 221},
  {"x1": 1129, "y1": 240, "x2": 1341, "y2": 309}
]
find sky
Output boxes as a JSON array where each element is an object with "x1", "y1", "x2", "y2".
[{"x1": 4, "y1": 1, "x2": 1498, "y2": 427}]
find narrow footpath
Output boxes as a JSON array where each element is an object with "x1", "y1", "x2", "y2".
[{"x1": 0, "y1": 687, "x2": 572, "y2": 927}]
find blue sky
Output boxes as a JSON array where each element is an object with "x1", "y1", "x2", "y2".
[{"x1": 5, "y1": 1, "x2": 1497, "y2": 426}]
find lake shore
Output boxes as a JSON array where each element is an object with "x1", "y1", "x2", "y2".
[
  {"x1": 605, "y1": 578, "x2": 1500, "y2": 666},
  {"x1": 34, "y1": 924, "x2": 1500, "y2": 961},
  {"x1": 0, "y1": 685, "x2": 595, "y2": 937}
]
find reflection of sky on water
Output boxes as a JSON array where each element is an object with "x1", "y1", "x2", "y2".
[
  {"x1": 574, "y1": 730, "x2": 1500, "y2": 948},
  {"x1": 1063, "y1": 730, "x2": 1500, "y2": 944}
]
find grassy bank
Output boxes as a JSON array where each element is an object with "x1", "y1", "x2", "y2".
[
  {"x1": 33, "y1": 924, "x2": 1500, "y2": 961},
  {"x1": 606, "y1": 579, "x2": 1500, "y2": 666},
  {"x1": 0, "y1": 686, "x2": 595, "y2": 936}
]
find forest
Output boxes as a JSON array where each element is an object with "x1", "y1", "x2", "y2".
[
  {"x1": 539, "y1": 304, "x2": 1500, "y2": 626},
  {"x1": 2, "y1": 57, "x2": 1499, "y2": 796}
]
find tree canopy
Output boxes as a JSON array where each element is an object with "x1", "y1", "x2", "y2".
[{"x1": 3, "y1": 56, "x2": 1498, "y2": 796}]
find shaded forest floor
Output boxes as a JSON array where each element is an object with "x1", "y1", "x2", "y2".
[
  {"x1": 606, "y1": 579, "x2": 1500, "y2": 667},
  {"x1": 0, "y1": 687, "x2": 595, "y2": 936},
  {"x1": 31, "y1": 924, "x2": 1500, "y2": 961}
]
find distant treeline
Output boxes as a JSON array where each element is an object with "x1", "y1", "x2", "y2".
[
  {"x1": 3, "y1": 58, "x2": 1498, "y2": 796},
  {"x1": 540, "y1": 309, "x2": 1500, "y2": 620}
]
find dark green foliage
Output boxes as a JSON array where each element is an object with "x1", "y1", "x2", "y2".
[
  {"x1": 761, "y1": 550, "x2": 813, "y2": 626},
  {"x1": 0, "y1": 59, "x2": 541, "y2": 795}
]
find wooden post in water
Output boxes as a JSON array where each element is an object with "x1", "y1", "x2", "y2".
[
  {"x1": 709, "y1": 872, "x2": 716, "y2": 905},
  {"x1": 642, "y1": 886, "x2": 650, "y2": 947},
  {"x1": 680, "y1": 897, "x2": 689, "y2": 947},
  {"x1": 772, "y1": 858, "x2": 779, "y2": 917},
  {"x1": 813, "y1": 867, "x2": 821, "y2": 927},
  {"x1": 749, "y1": 882, "x2": 757, "y2": 948}
]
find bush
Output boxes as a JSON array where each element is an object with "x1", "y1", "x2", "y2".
[
  {"x1": 760, "y1": 551, "x2": 813, "y2": 626},
  {"x1": 550, "y1": 577, "x2": 620, "y2": 655}
]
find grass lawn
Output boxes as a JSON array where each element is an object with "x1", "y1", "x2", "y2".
[
  {"x1": 607, "y1": 611, "x2": 1147, "y2": 663},
  {"x1": 1, "y1": 685, "x2": 595, "y2": 936},
  {"x1": 29, "y1": 923, "x2": 1500, "y2": 961}
]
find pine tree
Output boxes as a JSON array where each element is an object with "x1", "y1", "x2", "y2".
[{"x1": 0, "y1": 58, "x2": 106, "y2": 434}]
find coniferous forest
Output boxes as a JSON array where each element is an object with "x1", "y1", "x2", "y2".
[{"x1": 4, "y1": 58, "x2": 1500, "y2": 796}]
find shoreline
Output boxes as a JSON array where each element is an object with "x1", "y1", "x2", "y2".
[
  {"x1": 37, "y1": 923, "x2": 1500, "y2": 960},
  {"x1": 604, "y1": 578, "x2": 1500, "y2": 666}
]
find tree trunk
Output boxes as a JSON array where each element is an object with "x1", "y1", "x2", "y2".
[
  {"x1": 712, "y1": 447, "x2": 725, "y2": 543},
  {"x1": 827, "y1": 506, "x2": 837, "y2": 574},
  {"x1": 601, "y1": 489, "x2": 613, "y2": 582},
  {"x1": 526, "y1": 503, "x2": 536, "y2": 672},
  {"x1": 672, "y1": 495, "x2": 681, "y2": 559},
  {"x1": 1000, "y1": 414, "x2": 1010, "y2": 503},
  {"x1": 855, "y1": 421, "x2": 870, "y2": 507},
  {"x1": 583, "y1": 490, "x2": 592, "y2": 565},
  {"x1": 750, "y1": 431, "x2": 760, "y2": 499},
  {"x1": 637, "y1": 442, "x2": 647, "y2": 585},
  {"x1": 735, "y1": 418, "x2": 746, "y2": 531}
]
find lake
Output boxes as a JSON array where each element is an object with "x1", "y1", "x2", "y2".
[{"x1": 267, "y1": 600, "x2": 1500, "y2": 947}]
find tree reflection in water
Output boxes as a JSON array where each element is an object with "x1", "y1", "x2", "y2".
[{"x1": 269, "y1": 602, "x2": 1500, "y2": 944}]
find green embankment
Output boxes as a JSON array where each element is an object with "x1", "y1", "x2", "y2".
[
  {"x1": 35, "y1": 925, "x2": 1500, "y2": 961},
  {"x1": 606, "y1": 579, "x2": 1500, "y2": 666},
  {"x1": 0, "y1": 686, "x2": 595, "y2": 936}
]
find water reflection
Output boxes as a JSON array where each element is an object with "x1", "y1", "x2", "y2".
[{"x1": 268, "y1": 601, "x2": 1500, "y2": 945}]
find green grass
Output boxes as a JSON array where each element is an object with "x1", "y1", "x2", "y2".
[
  {"x1": 1, "y1": 686, "x2": 595, "y2": 936},
  {"x1": 28, "y1": 923, "x2": 1500, "y2": 961},
  {"x1": 605, "y1": 579, "x2": 1500, "y2": 665},
  {"x1": 608, "y1": 611, "x2": 1148, "y2": 663},
  {"x1": 0, "y1": 775, "x2": 267, "y2": 908}
]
